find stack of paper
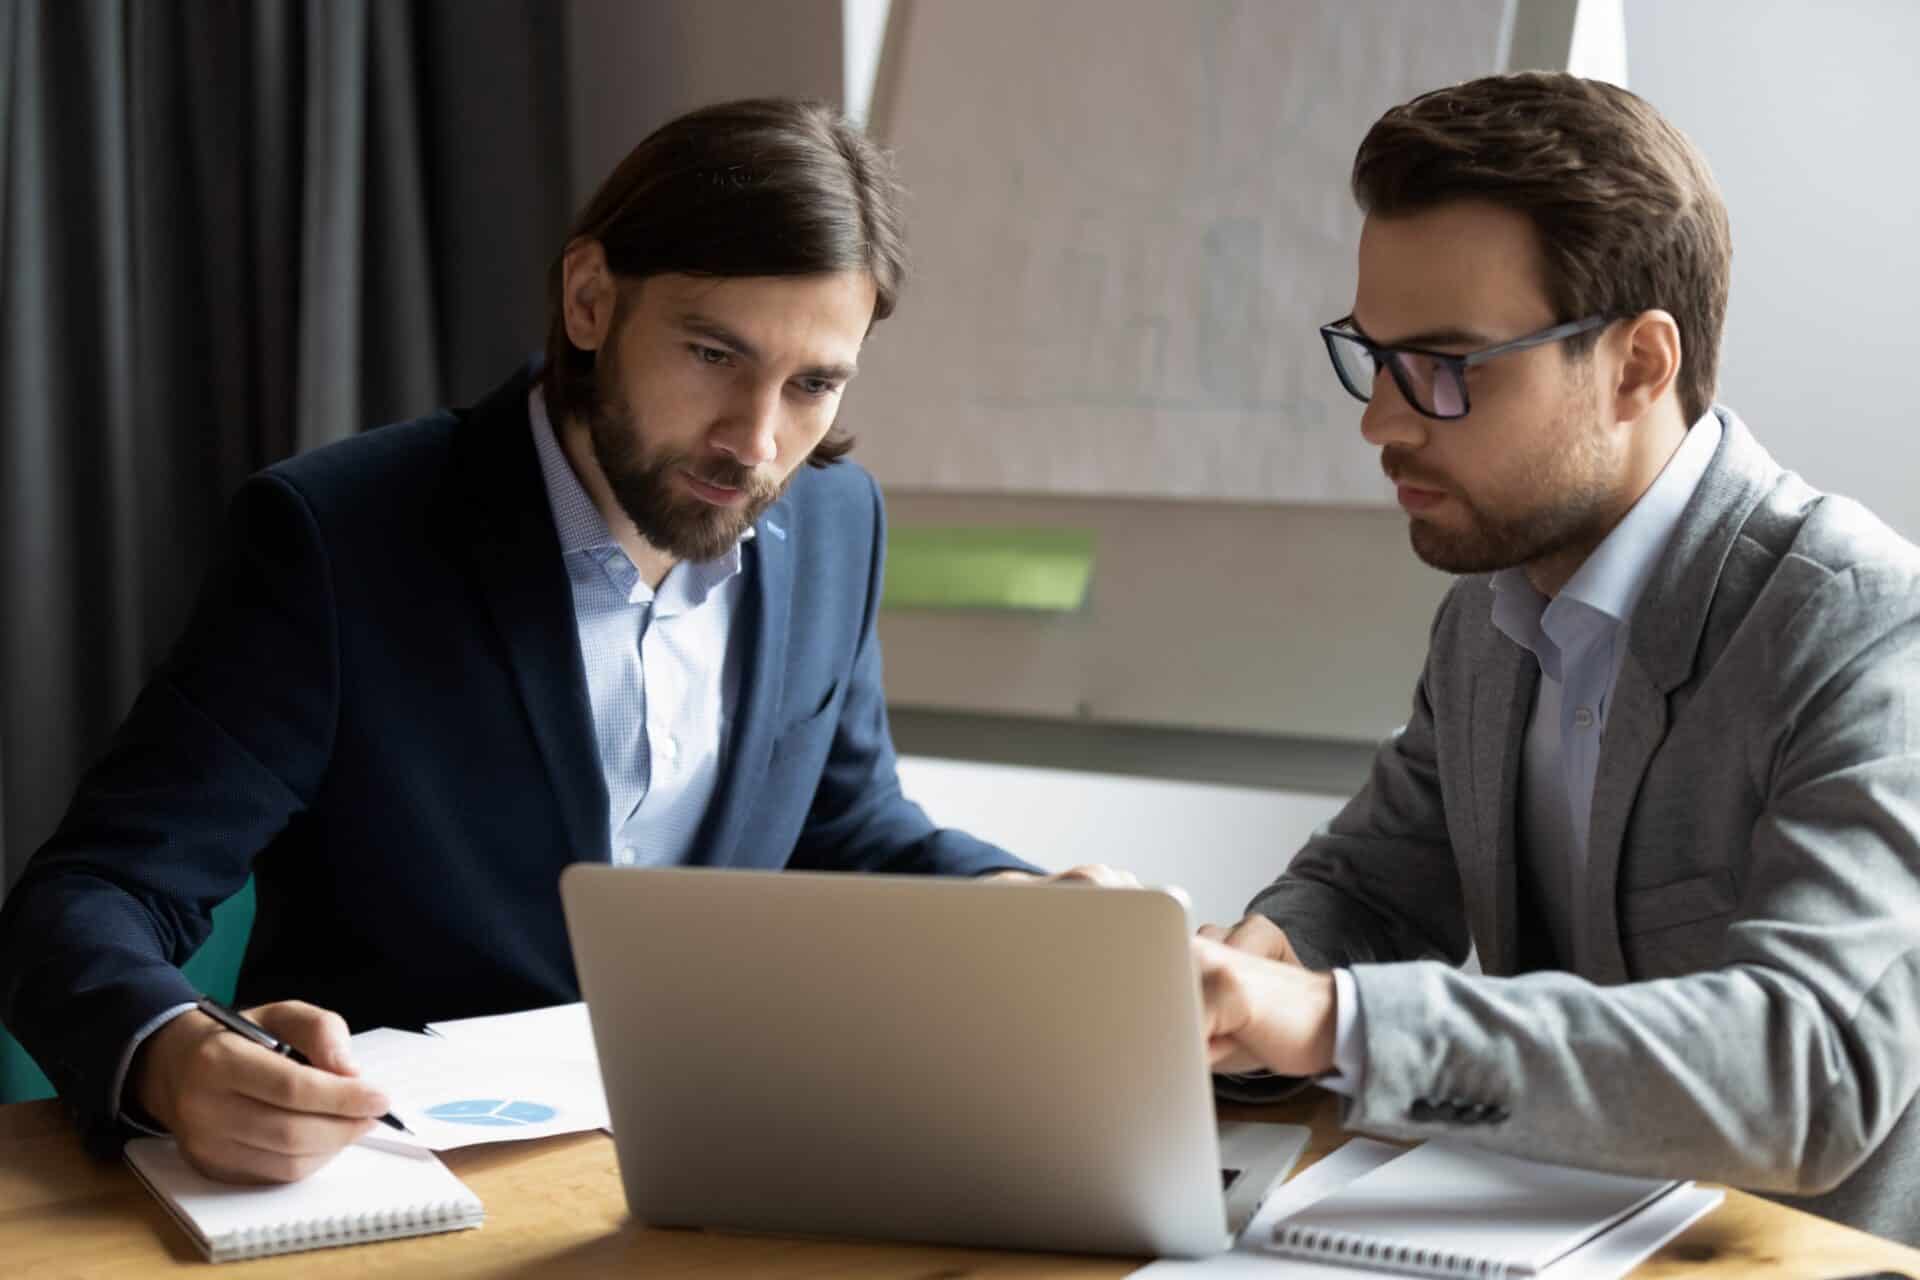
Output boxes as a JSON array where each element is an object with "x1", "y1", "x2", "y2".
[{"x1": 349, "y1": 1003, "x2": 608, "y2": 1150}]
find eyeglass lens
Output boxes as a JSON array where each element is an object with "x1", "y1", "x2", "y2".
[{"x1": 1327, "y1": 331, "x2": 1466, "y2": 418}]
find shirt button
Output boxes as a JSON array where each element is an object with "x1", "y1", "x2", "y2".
[
  {"x1": 615, "y1": 846, "x2": 637, "y2": 866},
  {"x1": 1573, "y1": 707, "x2": 1595, "y2": 728},
  {"x1": 661, "y1": 737, "x2": 680, "y2": 762}
]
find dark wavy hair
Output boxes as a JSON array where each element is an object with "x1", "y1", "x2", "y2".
[
  {"x1": 542, "y1": 98, "x2": 907, "y2": 467},
  {"x1": 1353, "y1": 73, "x2": 1731, "y2": 424}
]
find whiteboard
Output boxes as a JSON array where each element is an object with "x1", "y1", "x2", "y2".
[{"x1": 852, "y1": 0, "x2": 1511, "y2": 503}]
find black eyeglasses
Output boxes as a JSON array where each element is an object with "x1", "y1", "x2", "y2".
[{"x1": 1320, "y1": 314, "x2": 1613, "y2": 420}]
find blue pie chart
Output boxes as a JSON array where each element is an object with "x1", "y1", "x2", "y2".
[{"x1": 426, "y1": 1098, "x2": 559, "y2": 1127}]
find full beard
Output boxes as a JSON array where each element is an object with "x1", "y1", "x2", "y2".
[{"x1": 584, "y1": 388, "x2": 787, "y2": 566}]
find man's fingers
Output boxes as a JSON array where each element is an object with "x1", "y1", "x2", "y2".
[
  {"x1": 1221, "y1": 914, "x2": 1278, "y2": 950},
  {"x1": 214, "y1": 1035, "x2": 391, "y2": 1120},
  {"x1": 248, "y1": 1000, "x2": 358, "y2": 1075},
  {"x1": 179, "y1": 1130, "x2": 365, "y2": 1186},
  {"x1": 1051, "y1": 863, "x2": 1143, "y2": 889},
  {"x1": 1192, "y1": 933, "x2": 1234, "y2": 965},
  {"x1": 215, "y1": 1093, "x2": 378, "y2": 1159},
  {"x1": 1222, "y1": 914, "x2": 1298, "y2": 963},
  {"x1": 1191, "y1": 934, "x2": 1336, "y2": 1077},
  {"x1": 1193, "y1": 937, "x2": 1283, "y2": 1076},
  {"x1": 1199, "y1": 915, "x2": 1302, "y2": 966},
  {"x1": 989, "y1": 864, "x2": 1151, "y2": 891},
  {"x1": 1191, "y1": 937, "x2": 1243, "y2": 1024},
  {"x1": 143, "y1": 1000, "x2": 395, "y2": 1185}
]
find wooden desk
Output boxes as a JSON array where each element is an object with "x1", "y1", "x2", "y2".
[{"x1": 5, "y1": 1094, "x2": 1917, "y2": 1277}]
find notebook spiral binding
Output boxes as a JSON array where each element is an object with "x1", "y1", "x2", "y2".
[
  {"x1": 217, "y1": 1199, "x2": 477, "y2": 1262},
  {"x1": 1271, "y1": 1222, "x2": 1514, "y2": 1279}
]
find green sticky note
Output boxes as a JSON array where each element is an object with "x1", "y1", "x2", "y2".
[{"x1": 884, "y1": 527, "x2": 1095, "y2": 611}]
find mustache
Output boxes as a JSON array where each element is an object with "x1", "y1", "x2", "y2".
[
  {"x1": 685, "y1": 459, "x2": 768, "y2": 494},
  {"x1": 1380, "y1": 447, "x2": 1450, "y2": 493}
]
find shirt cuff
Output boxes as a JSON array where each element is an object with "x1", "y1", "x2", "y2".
[
  {"x1": 111, "y1": 1002, "x2": 197, "y2": 1135},
  {"x1": 1315, "y1": 968, "x2": 1366, "y2": 1097}
]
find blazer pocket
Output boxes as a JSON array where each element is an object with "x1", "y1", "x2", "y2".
[
  {"x1": 773, "y1": 680, "x2": 841, "y2": 744},
  {"x1": 1619, "y1": 869, "x2": 1738, "y2": 935}
]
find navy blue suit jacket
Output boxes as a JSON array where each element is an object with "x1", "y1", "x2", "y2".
[{"x1": 0, "y1": 364, "x2": 1031, "y2": 1142}]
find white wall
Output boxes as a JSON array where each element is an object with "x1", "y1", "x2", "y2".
[
  {"x1": 896, "y1": 756, "x2": 1346, "y2": 928},
  {"x1": 1625, "y1": 1, "x2": 1920, "y2": 540}
]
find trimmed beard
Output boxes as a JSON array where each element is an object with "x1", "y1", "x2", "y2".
[
  {"x1": 1388, "y1": 398, "x2": 1616, "y2": 576},
  {"x1": 583, "y1": 348, "x2": 787, "y2": 565}
]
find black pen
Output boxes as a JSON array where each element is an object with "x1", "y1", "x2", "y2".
[{"x1": 194, "y1": 996, "x2": 411, "y2": 1133}]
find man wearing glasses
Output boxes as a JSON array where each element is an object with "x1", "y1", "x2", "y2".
[{"x1": 1193, "y1": 72, "x2": 1920, "y2": 1245}]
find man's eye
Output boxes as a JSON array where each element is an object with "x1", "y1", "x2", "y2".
[
  {"x1": 692, "y1": 344, "x2": 731, "y2": 365},
  {"x1": 797, "y1": 378, "x2": 838, "y2": 397}
]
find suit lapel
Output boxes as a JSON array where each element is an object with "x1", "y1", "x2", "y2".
[
  {"x1": 688, "y1": 497, "x2": 794, "y2": 867},
  {"x1": 1580, "y1": 409, "x2": 1779, "y2": 983},
  {"x1": 1581, "y1": 657, "x2": 1664, "y2": 983},
  {"x1": 438, "y1": 366, "x2": 609, "y2": 866},
  {"x1": 1469, "y1": 635, "x2": 1534, "y2": 977}
]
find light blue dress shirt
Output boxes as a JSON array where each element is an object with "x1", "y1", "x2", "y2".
[
  {"x1": 1324, "y1": 412, "x2": 1723, "y2": 1093},
  {"x1": 528, "y1": 387, "x2": 748, "y2": 867}
]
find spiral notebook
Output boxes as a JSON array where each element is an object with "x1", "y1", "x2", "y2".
[
  {"x1": 125, "y1": 1136, "x2": 484, "y2": 1262},
  {"x1": 1267, "y1": 1139, "x2": 1681, "y2": 1278}
]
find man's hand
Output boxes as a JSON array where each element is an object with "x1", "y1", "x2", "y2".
[
  {"x1": 1191, "y1": 936, "x2": 1337, "y2": 1077},
  {"x1": 131, "y1": 1000, "x2": 394, "y2": 1184},
  {"x1": 984, "y1": 863, "x2": 1145, "y2": 889},
  {"x1": 1196, "y1": 912, "x2": 1305, "y2": 965}
]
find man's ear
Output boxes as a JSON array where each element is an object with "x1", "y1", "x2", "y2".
[
  {"x1": 561, "y1": 239, "x2": 618, "y2": 353},
  {"x1": 1609, "y1": 309, "x2": 1682, "y2": 426}
]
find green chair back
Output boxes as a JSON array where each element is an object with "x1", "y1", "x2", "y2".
[{"x1": 0, "y1": 877, "x2": 256, "y2": 1104}]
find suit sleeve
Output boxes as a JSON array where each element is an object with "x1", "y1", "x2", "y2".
[
  {"x1": 1245, "y1": 590, "x2": 1475, "y2": 972},
  {"x1": 0, "y1": 473, "x2": 338, "y2": 1144},
  {"x1": 1335, "y1": 566, "x2": 1920, "y2": 1197},
  {"x1": 785, "y1": 473, "x2": 1038, "y2": 878}
]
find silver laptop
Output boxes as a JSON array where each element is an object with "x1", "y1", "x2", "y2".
[{"x1": 560, "y1": 866, "x2": 1307, "y2": 1258}]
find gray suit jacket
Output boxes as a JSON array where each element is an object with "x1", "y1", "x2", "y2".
[{"x1": 1249, "y1": 409, "x2": 1920, "y2": 1245}]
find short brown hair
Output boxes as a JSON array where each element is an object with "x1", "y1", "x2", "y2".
[
  {"x1": 542, "y1": 98, "x2": 906, "y2": 467},
  {"x1": 1352, "y1": 72, "x2": 1730, "y2": 424}
]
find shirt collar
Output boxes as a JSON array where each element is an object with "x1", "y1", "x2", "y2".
[
  {"x1": 530, "y1": 384, "x2": 620, "y2": 556},
  {"x1": 1491, "y1": 410, "x2": 1722, "y2": 666},
  {"x1": 1554, "y1": 410, "x2": 1721, "y2": 625},
  {"x1": 527, "y1": 386, "x2": 752, "y2": 611}
]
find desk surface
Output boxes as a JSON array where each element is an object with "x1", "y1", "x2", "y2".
[{"x1": 5, "y1": 1094, "x2": 1917, "y2": 1277}]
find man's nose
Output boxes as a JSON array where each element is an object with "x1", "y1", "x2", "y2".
[
  {"x1": 712, "y1": 384, "x2": 781, "y2": 467},
  {"x1": 1357, "y1": 367, "x2": 1430, "y2": 452}
]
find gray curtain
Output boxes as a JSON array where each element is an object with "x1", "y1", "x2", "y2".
[{"x1": 0, "y1": 0, "x2": 569, "y2": 891}]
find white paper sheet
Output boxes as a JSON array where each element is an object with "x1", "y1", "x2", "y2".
[
  {"x1": 424, "y1": 1002, "x2": 609, "y2": 1135},
  {"x1": 424, "y1": 1002, "x2": 600, "y2": 1082},
  {"x1": 1535, "y1": 1184, "x2": 1723, "y2": 1280},
  {"x1": 348, "y1": 1026, "x2": 609, "y2": 1150}
]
